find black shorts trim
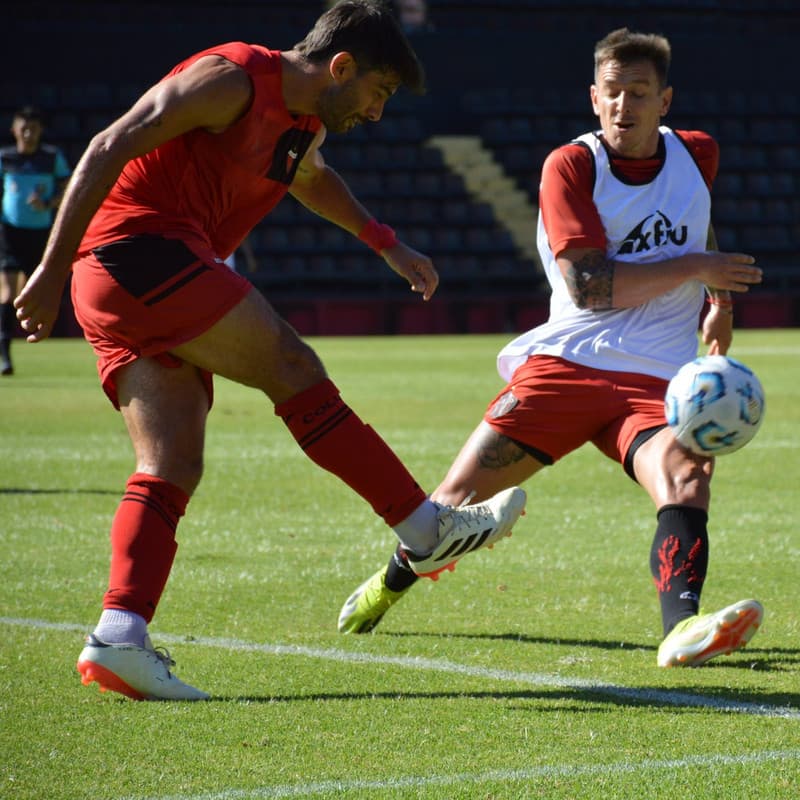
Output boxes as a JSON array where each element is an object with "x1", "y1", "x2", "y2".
[
  {"x1": 624, "y1": 424, "x2": 667, "y2": 481},
  {"x1": 143, "y1": 264, "x2": 212, "y2": 306},
  {"x1": 509, "y1": 436, "x2": 554, "y2": 466},
  {"x1": 91, "y1": 234, "x2": 211, "y2": 301}
]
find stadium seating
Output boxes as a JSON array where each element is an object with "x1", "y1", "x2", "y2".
[{"x1": 3, "y1": 0, "x2": 798, "y2": 331}]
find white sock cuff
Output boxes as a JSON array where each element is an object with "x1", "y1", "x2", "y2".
[{"x1": 94, "y1": 609, "x2": 148, "y2": 646}]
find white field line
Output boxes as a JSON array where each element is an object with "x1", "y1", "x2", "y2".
[
  {"x1": 127, "y1": 750, "x2": 800, "y2": 800},
  {"x1": 3, "y1": 615, "x2": 798, "y2": 720}
]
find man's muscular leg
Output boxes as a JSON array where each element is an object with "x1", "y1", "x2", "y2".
[
  {"x1": 432, "y1": 421, "x2": 545, "y2": 506},
  {"x1": 634, "y1": 428, "x2": 713, "y2": 634},
  {"x1": 172, "y1": 289, "x2": 434, "y2": 549},
  {"x1": 94, "y1": 357, "x2": 209, "y2": 644}
]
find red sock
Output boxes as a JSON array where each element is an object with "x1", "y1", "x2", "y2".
[
  {"x1": 275, "y1": 379, "x2": 426, "y2": 526},
  {"x1": 103, "y1": 473, "x2": 189, "y2": 623}
]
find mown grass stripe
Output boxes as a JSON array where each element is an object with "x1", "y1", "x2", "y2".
[
  {"x1": 3, "y1": 616, "x2": 798, "y2": 719},
  {"x1": 123, "y1": 749, "x2": 800, "y2": 800}
]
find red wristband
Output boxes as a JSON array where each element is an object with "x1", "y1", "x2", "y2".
[
  {"x1": 707, "y1": 295, "x2": 733, "y2": 315},
  {"x1": 358, "y1": 219, "x2": 398, "y2": 253}
]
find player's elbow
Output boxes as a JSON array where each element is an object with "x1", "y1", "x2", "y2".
[
  {"x1": 561, "y1": 251, "x2": 616, "y2": 311},
  {"x1": 565, "y1": 277, "x2": 614, "y2": 311}
]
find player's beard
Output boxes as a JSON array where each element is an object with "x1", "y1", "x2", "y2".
[{"x1": 316, "y1": 80, "x2": 365, "y2": 134}]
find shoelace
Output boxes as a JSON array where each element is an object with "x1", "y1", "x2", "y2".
[
  {"x1": 437, "y1": 491, "x2": 493, "y2": 536},
  {"x1": 459, "y1": 490, "x2": 477, "y2": 507},
  {"x1": 150, "y1": 645, "x2": 176, "y2": 670}
]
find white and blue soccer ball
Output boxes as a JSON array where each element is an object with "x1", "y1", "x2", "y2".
[{"x1": 664, "y1": 354, "x2": 765, "y2": 456}]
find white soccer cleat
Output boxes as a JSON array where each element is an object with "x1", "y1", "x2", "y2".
[
  {"x1": 404, "y1": 487, "x2": 527, "y2": 579},
  {"x1": 77, "y1": 634, "x2": 210, "y2": 701},
  {"x1": 657, "y1": 598, "x2": 764, "y2": 667}
]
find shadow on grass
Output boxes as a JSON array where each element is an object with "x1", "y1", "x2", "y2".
[
  {"x1": 219, "y1": 686, "x2": 800, "y2": 714},
  {"x1": 382, "y1": 631, "x2": 800, "y2": 665},
  {"x1": 206, "y1": 642, "x2": 800, "y2": 713},
  {"x1": 385, "y1": 630, "x2": 655, "y2": 651}
]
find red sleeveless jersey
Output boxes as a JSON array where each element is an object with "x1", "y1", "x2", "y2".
[{"x1": 81, "y1": 42, "x2": 322, "y2": 258}]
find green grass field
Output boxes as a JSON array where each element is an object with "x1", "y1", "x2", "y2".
[{"x1": 1, "y1": 330, "x2": 799, "y2": 799}]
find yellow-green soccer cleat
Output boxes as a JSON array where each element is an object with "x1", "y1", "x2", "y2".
[
  {"x1": 338, "y1": 565, "x2": 410, "y2": 634},
  {"x1": 657, "y1": 598, "x2": 764, "y2": 667}
]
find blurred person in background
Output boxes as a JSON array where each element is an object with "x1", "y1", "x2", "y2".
[{"x1": 0, "y1": 106, "x2": 70, "y2": 374}]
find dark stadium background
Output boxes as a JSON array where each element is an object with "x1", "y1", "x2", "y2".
[{"x1": 4, "y1": 0, "x2": 798, "y2": 335}]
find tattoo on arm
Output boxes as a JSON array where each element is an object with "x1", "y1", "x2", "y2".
[
  {"x1": 565, "y1": 251, "x2": 614, "y2": 310},
  {"x1": 476, "y1": 430, "x2": 527, "y2": 470}
]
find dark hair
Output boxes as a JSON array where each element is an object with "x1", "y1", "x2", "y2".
[
  {"x1": 594, "y1": 28, "x2": 671, "y2": 88},
  {"x1": 13, "y1": 105, "x2": 45, "y2": 124},
  {"x1": 295, "y1": 0, "x2": 426, "y2": 94}
]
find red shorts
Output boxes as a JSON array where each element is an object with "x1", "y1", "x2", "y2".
[
  {"x1": 484, "y1": 355, "x2": 669, "y2": 469},
  {"x1": 71, "y1": 234, "x2": 252, "y2": 409}
]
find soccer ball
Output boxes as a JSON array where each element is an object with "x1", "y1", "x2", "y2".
[{"x1": 664, "y1": 355, "x2": 765, "y2": 456}]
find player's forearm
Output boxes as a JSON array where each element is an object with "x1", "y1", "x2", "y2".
[
  {"x1": 40, "y1": 137, "x2": 125, "y2": 275},
  {"x1": 608, "y1": 256, "x2": 700, "y2": 308},
  {"x1": 561, "y1": 249, "x2": 697, "y2": 310},
  {"x1": 565, "y1": 249, "x2": 749, "y2": 310},
  {"x1": 289, "y1": 165, "x2": 372, "y2": 235},
  {"x1": 612, "y1": 248, "x2": 760, "y2": 307}
]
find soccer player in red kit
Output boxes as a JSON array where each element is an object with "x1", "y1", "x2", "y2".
[
  {"x1": 14, "y1": 0, "x2": 526, "y2": 700},
  {"x1": 338, "y1": 27, "x2": 765, "y2": 669}
]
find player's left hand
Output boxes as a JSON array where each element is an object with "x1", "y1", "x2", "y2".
[{"x1": 382, "y1": 241, "x2": 439, "y2": 301}]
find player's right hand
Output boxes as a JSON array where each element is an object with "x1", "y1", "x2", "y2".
[
  {"x1": 698, "y1": 251, "x2": 762, "y2": 293},
  {"x1": 382, "y1": 241, "x2": 439, "y2": 301}
]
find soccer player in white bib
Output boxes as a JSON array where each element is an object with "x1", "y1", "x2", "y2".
[{"x1": 339, "y1": 27, "x2": 765, "y2": 668}]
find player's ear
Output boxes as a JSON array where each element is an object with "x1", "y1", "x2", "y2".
[
  {"x1": 590, "y1": 85, "x2": 600, "y2": 116},
  {"x1": 329, "y1": 52, "x2": 357, "y2": 83},
  {"x1": 660, "y1": 85, "x2": 673, "y2": 116}
]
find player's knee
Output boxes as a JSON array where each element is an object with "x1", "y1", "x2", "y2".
[
  {"x1": 180, "y1": 456, "x2": 204, "y2": 495},
  {"x1": 665, "y1": 453, "x2": 712, "y2": 504},
  {"x1": 274, "y1": 327, "x2": 327, "y2": 389},
  {"x1": 284, "y1": 335, "x2": 320, "y2": 370},
  {"x1": 136, "y1": 453, "x2": 204, "y2": 497}
]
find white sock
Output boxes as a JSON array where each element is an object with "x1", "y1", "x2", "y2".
[
  {"x1": 391, "y1": 499, "x2": 439, "y2": 555},
  {"x1": 93, "y1": 609, "x2": 148, "y2": 647}
]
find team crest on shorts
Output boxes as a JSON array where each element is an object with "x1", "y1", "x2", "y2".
[{"x1": 489, "y1": 390, "x2": 519, "y2": 419}]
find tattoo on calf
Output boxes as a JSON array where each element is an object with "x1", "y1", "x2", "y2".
[{"x1": 567, "y1": 251, "x2": 614, "y2": 310}]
